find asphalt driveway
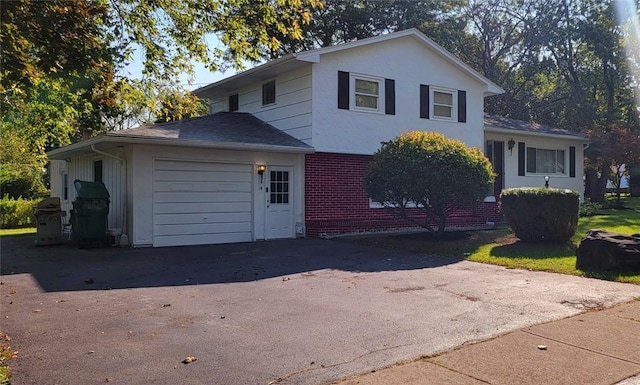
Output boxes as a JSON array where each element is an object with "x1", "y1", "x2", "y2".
[{"x1": 2, "y1": 234, "x2": 640, "y2": 385}]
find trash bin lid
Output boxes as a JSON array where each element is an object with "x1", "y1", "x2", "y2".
[
  {"x1": 73, "y1": 180, "x2": 110, "y2": 200},
  {"x1": 36, "y1": 197, "x2": 61, "y2": 210}
]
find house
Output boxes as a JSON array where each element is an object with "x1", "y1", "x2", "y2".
[{"x1": 48, "y1": 29, "x2": 588, "y2": 247}]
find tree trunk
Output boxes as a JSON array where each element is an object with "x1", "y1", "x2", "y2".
[{"x1": 585, "y1": 167, "x2": 609, "y2": 203}]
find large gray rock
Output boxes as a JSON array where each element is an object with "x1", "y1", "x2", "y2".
[{"x1": 576, "y1": 229, "x2": 640, "y2": 271}]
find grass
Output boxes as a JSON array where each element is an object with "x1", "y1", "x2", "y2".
[
  {"x1": 0, "y1": 228, "x2": 36, "y2": 237},
  {"x1": 346, "y1": 196, "x2": 640, "y2": 284},
  {"x1": 0, "y1": 333, "x2": 17, "y2": 385},
  {"x1": 467, "y1": 196, "x2": 640, "y2": 284}
]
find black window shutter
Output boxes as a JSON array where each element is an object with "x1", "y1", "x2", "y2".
[
  {"x1": 420, "y1": 84, "x2": 429, "y2": 119},
  {"x1": 569, "y1": 146, "x2": 576, "y2": 178},
  {"x1": 338, "y1": 71, "x2": 349, "y2": 110},
  {"x1": 385, "y1": 79, "x2": 395, "y2": 115},
  {"x1": 518, "y1": 142, "x2": 526, "y2": 176},
  {"x1": 458, "y1": 90, "x2": 467, "y2": 123}
]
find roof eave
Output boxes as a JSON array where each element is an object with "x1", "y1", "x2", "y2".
[
  {"x1": 48, "y1": 135, "x2": 314, "y2": 160},
  {"x1": 192, "y1": 54, "x2": 298, "y2": 97},
  {"x1": 484, "y1": 126, "x2": 588, "y2": 141}
]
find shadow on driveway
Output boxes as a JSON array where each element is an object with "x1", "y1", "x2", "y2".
[{"x1": 1, "y1": 234, "x2": 459, "y2": 292}]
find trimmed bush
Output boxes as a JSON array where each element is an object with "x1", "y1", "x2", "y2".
[
  {"x1": 500, "y1": 188, "x2": 579, "y2": 243},
  {"x1": 0, "y1": 195, "x2": 40, "y2": 229},
  {"x1": 579, "y1": 200, "x2": 602, "y2": 217}
]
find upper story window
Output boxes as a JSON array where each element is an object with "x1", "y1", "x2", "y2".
[
  {"x1": 351, "y1": 75, "x2": 383, "y2": 112},
  {"x1": 420, "y1": 85, "x2": 466, "y2": 122},
  {"x1": 431, "y1": 87, "x2": 455, "y2": 120},
  {"x1": 527, "y1": 147, "x2": 565, "y2": 174},
  {"x1": 338, "y1": 71, "x2": 395, "y2": 115},
  {"x1": 262, "y1": 80, "x2": 276, "y2": 106},
  {"x1": 229, "y1": 94, "x2": 239, "y2": 111},
  {"x1": 433, "y1": 90, "x2": 454, "y2": 118}
]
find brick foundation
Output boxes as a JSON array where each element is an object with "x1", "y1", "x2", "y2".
[{"x1": 304, "y1": 152, "x2": 503, "y2": 236}]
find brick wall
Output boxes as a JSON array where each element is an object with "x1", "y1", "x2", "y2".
[{"x1": 304, "y1": 152, "x2": 503, "y2": 236}]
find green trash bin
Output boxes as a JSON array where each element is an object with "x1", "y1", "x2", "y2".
[{"x1": 72, "y1": 180, "x2": 110, "y2": 248}]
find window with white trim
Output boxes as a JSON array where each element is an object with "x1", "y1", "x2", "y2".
[
  {"x1": 432, "y1": 87, "x2": 455, "y2": 120},
  {"x1": 351, "y1": 74, "x2": 383, "y2": 112},
  {"x1": 526, "y1": 147, "x2": 565, "y2": 174}
]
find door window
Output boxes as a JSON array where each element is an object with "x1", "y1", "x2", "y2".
[{"x1": 270, "y1": 171, "x2": 289, "y2": 204}]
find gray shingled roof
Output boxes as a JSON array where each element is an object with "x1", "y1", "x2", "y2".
[
  {"x1": 109, "y1": 112, "x2": 313, "y2": 149},
  {"x1": 484, "y1": 114, "x2": 586, "y2": 139}
]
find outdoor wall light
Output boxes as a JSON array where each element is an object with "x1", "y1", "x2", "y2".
[
  {"x1": 507, "y1": 138, "x2": 515, "y2": 155},
  {"x1": 545, "y1": 175, "x2": 550, "y2": 188},
  {"x1": 257, "y1": 164, "x2": 267, "y2": 183}
]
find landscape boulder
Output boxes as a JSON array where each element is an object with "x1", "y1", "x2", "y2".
[{"x1": 576, "y1": 229, "x2": 640, "y2": 271}]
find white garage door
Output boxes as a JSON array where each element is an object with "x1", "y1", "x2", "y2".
[{"x1": 153, "y1": 160, "x2": 253, "y2": 247}]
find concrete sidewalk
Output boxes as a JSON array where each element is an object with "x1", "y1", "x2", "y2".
[{"x1": 334, "y1": 300, "x2": 640, "y2": 385}]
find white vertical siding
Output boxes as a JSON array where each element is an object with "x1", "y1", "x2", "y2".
[{"x1": 60, "y1": 150, "x2": 126, "y2": 231}]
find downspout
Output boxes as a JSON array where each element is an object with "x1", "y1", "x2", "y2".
[{"x1": 91, "y1": 145, "x2": 128, "y2": 245}]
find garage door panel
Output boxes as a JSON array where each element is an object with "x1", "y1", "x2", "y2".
[
  {"x1": 155, "y1": 160, "x2": 250, "y2": 173},
  {"x1": 153, "y1": 181, "x2": 252, "y2": 192},
  {"x1": 154, "y1": 191, "x2": 251, "y2": 204},
  {"x1": 153, "y1": 232, "x2": 252, "y2": 248},
  {"x1": 154, "y1": 212, "x2": 252, "y2": 225},
  {"x1": 154, "y1": 202, "x2": 252, "y2": 214},
  {"x1": 154, "y1": 170, "x2": 251, "y2": 183},
  {"x1": 153, "y1": 160, "x2": 253, "y2": 247},
  {"x1": 154, "y1": 222, "x2": 251, "y2": 236}
]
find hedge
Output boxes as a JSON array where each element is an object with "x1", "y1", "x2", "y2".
[
  {"x1": 500, "y1": 188, "x2": 579, "y2": 243},
  {"x1": 0, "y1": 195, "x2": 40, "y2": 229}
]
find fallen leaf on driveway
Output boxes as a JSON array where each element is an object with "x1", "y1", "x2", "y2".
[
  {"x1": 162, "y1": 304, "x2": 171, "y2": 307},
  {"x1": 84, "y1": 278, "x2": 94, "y2": 284},
  {"x1": 537, "y1": 345, "x2": 547, "y2": 350},
  {"x1": 183, "y1": 356, "x2": 197, "y2": 364}
]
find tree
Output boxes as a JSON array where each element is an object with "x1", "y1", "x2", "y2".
[
  {"x1": 154, "y1": 87, "x2": 209, "y2": 123},
  {"x1": 365, "y1": 131, "x2": 494, "y2": 236},
  {"x1": 584, "y1": 123, "x2": 640, "y2": 205},
  {"x1": 262, "y1": 0, "x2": 466, "y2": 58}
]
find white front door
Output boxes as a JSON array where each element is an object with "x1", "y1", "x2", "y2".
[{"x1": 265, "y1": 167, "x2": 294, "y2": 239}]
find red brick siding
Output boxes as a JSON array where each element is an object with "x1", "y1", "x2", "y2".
[{"x1": 304, "y1": 152, "x2": 502, "y2": 236}]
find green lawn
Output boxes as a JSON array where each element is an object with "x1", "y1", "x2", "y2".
[
  {"x1": 0, "y1": 227, "x2": 36, "y2": 237},
  {"x1": 467, "y1": 196, "x2": 640, "y2": 284}
]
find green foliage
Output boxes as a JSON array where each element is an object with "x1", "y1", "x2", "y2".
[
  {"x1": 366, "y1": 131, "x2": 494, "y2": 236},
  {"x1": 0, "y1": 333, "x2": 17, "y2": 385},
  {"x1": 500, "y1": 188, "x2": 579, "y2": 243},
  {"x1": 0, "y1": 195, "x2": 41, "y2": 229},
  {"x1": 579, "y1": 200, "x2": 603, "y2": 217}
]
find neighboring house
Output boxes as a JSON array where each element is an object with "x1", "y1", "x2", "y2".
[{"x1": 48, "y1": 29, "x2": 587, "y2": 247}]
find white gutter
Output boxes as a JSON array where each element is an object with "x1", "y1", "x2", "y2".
[{"x1": 484, "y1": 126, "x2": 588, "y2": 141}]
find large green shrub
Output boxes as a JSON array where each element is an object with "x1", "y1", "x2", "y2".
[
  {"x1": 0, "y1": 195, "x2": 40, "y2": 228},
  {"x1": 500, "y1": 188, "x2": 579, "y2": 242},
  {"x1": 366, "y1": 131, "x2": 494, "y2": 236}
]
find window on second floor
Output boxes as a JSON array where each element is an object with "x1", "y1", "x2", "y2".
[
  {"x1": 433, "y1": 89, "x2": 454, "y2": 119},
  {"x1": 262, "y1": 80, "x2": 276, "y2": 106},
  {"x1": 353, "y1": 76, "x2": 382, "y2": 111},
  {"x1": 420, "y1": 85, "x2": 466, "y2": 122},
  {"x1": 526, "y1": 147, "x2": 565, "y2": 174},
  {"x1": 229, "y1": 93, "x2": 239, "y2": 111}
]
